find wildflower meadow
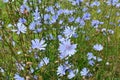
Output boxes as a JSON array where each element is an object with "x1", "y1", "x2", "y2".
[{"x1": 0, "y1": 0, "x2": 120, "y2": 80}]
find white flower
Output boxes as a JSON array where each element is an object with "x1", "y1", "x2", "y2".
[
  {"x1": 107, "y1": 29, "x2": 114, "y2": 34},
  {"x1": 106, "y1": 62, "x2": 109, "y2": 65},
  {"x1": 93, "y1": 44, "x2": 103, "y2": 51},
  {"x1": 97, "y1": 57, "x2": 102, "y2": 62},
  {"x1": 101, "y1": 28, "x2": 106, "y2": 32},
  {"x1": 0, "y1": 67, "x2": 4, "y2": 73}
]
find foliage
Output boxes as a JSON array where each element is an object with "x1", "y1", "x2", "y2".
[{"x1": 0, "y1": 0, "x2": 120, "y2": 79}]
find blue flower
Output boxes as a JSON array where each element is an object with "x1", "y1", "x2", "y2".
[
  {"x1": 63, "y1": 26, "x2": 76, "y2": 38},
  {"x1": 118, "y1": 20, "x2": 120, "y2": 23},
  {"x1": 50, "y1": 14, "x2": 58, "y2": 24},
  {"x1": 3, "y1": 0, "x2": 8, "y2": 3},
  {"x1": 49, "y1": 34, "x2": 54, "y2": 40},
  {"x1": 0, "y1": 36, "x2": 2, "y2": 40},
  {"x1": 68, "y1": 70, "x2": 75, "y2": 79},
  {"x1": 33, "y1": 7, "x2": 40, "y2": 21},
  {"x1": 55, "y1": 3, "x2": 60, "y2": 8},
  {"x1": 68, "y1": 17, "x2": 75, "y2": 22},
  {"x1": 44, "y1": 14, "x2": 50, "y2": 21},
  {"x1": 33, "y1": 28, "x2": 42, "y2": 33},
  {"x1": 91, "y1": 20, "x2": 104, "y2": 28},
  {"x1": 90, "y1": 1, "x2": 100, "y2": 7},
  {"x1": 79, "y1": 19, "x2": 85, "y2": 27},
  {"x1": 31, "y1": 39, "x2": 47, "y2": 51},
  {"x1": 93, "y1": 44, "x2": 103, "y2": 51},
  {"x1": 45, "y1": 6, "x2": 54, "y2": 14},
  {"x1": 20, "y1": 4, "x2": 30, "y2": 13},
  {"x1": 57, "y1": 9, "x2": 63, "y2": 16},
  {"x1": 97, "y1": 57, "x2": 102, "y2": 62},
  {"x1": 63, "y1": 9, "x2": 74, "y2": 15},
  {"x1": 38, "y1": 0, "x2": 41, "y2": 3},
  {"x1": 16, "y1": 22, "x2": 27, "y2": 34},
  {"x1": 23, "y1": 0, "x2": 27, "y2": 4},
  {"x1": 82, "y1": 7, "x2": 88, "y2": 12},
  {"x1": 85, "y1": 36, "x2": 90, "y2": 41},
  {"x1": 107, "y1": 29, "x2": 114, "y2": 34},
  {"x1": 75, "y1": 17, "x2": 85, "y2": 27},
  {"x1": 29, "y1": 21, "x2": 36, "y2": 30},
  {"x1": 80, "y1": 68, "x2": 89, "y2": 76},
  {"x1": 29, "y1": 21, "x2": 41, "y2": 32},
  {"x1": 38, "y1": 57, "x2": 49, "y2": 68},
  {"x1": 106, "y1": 0, "x2": 119, "y2": 6},
  {"x1": 97, "y1": 9, "x2": 101, "y2": 13},
  {"x1": 57, "y1": 64, "x2": 68, "y2": 76},
  {"x1": 14, "y1": 74, "x2": 24, "y2": 80},
  {"x1": 88, "y1": 60, "x2": 95, "y2": 66},
  {"x1": 67, "y1": 69, "x2": 78, "y2": 79},
  {"x1": 82, "y1": 12, "x2": 91, "y2": 20},
  {"x1": 87, "y1": 52, "x2": 96, "y2": 60},
  {"x1": 58, "y1": 35, "x2": 64, "y2": 41},
  {"x1": 58, "y1": 39, "x2": 77, "y2": 59},
  {"x1": 91, "y1": 20, "x2": 100, "y2": 28},
  {"x1": 75, "y1": 17, "x2": 81, "y2": 23},
  {"x1": 36, "y1": 20, "x2": 41, "y2": 26},
  {"x1": 16, "y1": 62, "x2": 25, "y2": 71},
  {"x1": 18, "y1": 18, "x2": 26, "y2": 23},
  {"x1": 116, "y1": 3, "x2": 120, "y2": 8},
  {"x1": 43, "y1": 57, "x2": 49, "y2": 65},
  {"x1": 73, "y1": 33, "x2": 78, "y2": 38},
  {"x1": 116, "y1": 12, "x2": 120, "y2": 16},
  {"x1": 59, "y1": 20, "x2": 63, "y2": 24},
  {"x1": 69, "y1": 0, "x2": 83, "y2": 5}
]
